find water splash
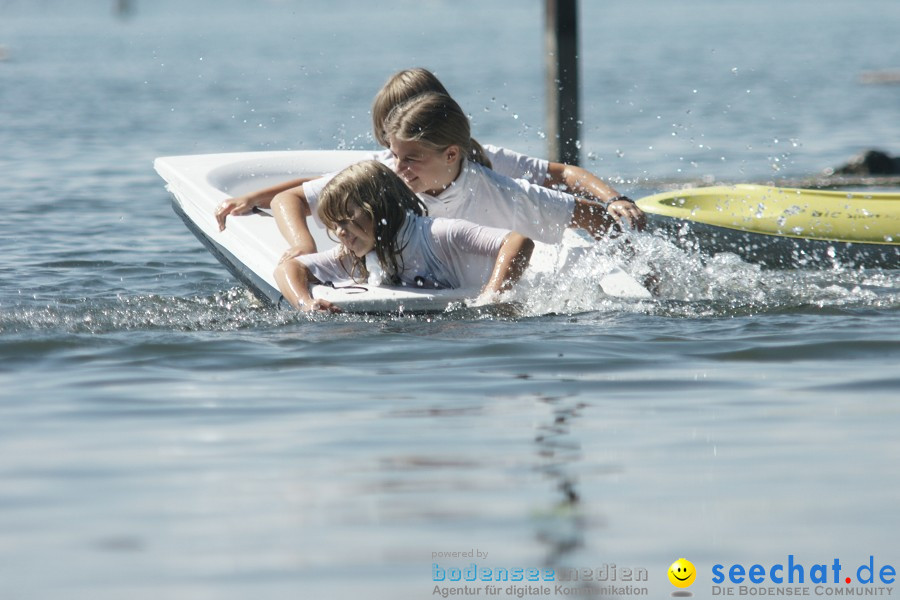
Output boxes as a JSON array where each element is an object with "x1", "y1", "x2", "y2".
[
  {"x1": 4, "y1": 241, "x2": 898, "y2": 333},
  {"x1": 0, "y1": 288, "x2": 296, "y2": 335},
  {"x1": 505, "y1": 231, "x2": 900, "y2": 319}
]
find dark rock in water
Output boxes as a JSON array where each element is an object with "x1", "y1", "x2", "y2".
[{"x1": 828, "y1": 149, "x2": 900, "y2": 176}]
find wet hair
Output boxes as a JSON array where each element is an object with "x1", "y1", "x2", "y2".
[
  {"x1": 372, "y1": 68, "x2": 449, "y2": 147},
  {"x1": 317, "y1": 160, "x2": 427, "y2": 283},
  {"x1": 382, "y1": 91, "x2": 491, "y2": 168},
  {"x1": 372, "y1": 69, "x2": 491, "y2": 168}
]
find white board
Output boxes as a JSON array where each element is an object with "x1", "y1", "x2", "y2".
[{"x1": 155, "y1": 150, "x2": 650, "y2": 313}]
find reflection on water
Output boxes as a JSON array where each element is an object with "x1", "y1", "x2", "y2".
[{"x1": 532, "y1": 399, "x2": 607, "y2": 597}]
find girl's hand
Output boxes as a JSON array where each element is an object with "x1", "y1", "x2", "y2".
[
  {"x1": 468, "y1": 290, "x2": 501, "y2": 307},
  {"x1": 302, "y1": 299, "x2": 342, "y2": 313},
  {"x1": 216, "y1": 196, "x2": 256, "y2": 230},
  {"x1": 606, "y1": 199, "x2": 646, "y2": 231},
  {"x1": 279, "y1": 245, "x2": 309, "y2": 264}
]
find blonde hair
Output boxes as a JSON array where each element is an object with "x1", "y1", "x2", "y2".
[
  {"x1": 372, "y1": 70, "x2": 491, "y2": 168},
  {"x1": 317, "y1": 161, "x2": 427, "y2": 283},
  {"x1": 372, "y1": 68, "x2": 449, "y2": 147},
  {"x1": 382, "y1": 91, "x2": 491, "y2": 168}
]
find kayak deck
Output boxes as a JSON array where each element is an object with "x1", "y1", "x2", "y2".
[{"x1": 637, "y1": 184, "x2": 900, "y2": 267}]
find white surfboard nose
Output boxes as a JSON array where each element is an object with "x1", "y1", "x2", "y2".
[
  {"x1": 551, "y1": 237, "x2": 652, "y2": 299},
  {"x1": 597, "y1": 266, "x2": 653, "y2": 299}
]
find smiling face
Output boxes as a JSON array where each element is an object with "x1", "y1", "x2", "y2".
[
  {"x1": 330, "y1": 207, "x2": 375, "y2": 258},
  {"x1": 667, "y1": 558, "x2": 697, "y2": 588},
  {"x1": 388, "y1": 137, "x2": 461, "y2": 196}
]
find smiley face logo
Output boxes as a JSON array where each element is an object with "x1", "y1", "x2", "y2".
[{"x1": 668, "y1": 558, "x2": 696, "y2": 588}]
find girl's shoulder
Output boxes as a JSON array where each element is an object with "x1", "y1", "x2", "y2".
[
  {"x1": 396, "y1": 210, "x2": 436, "y2": 243},
  {"x1": 403, "y1": 210, "x2": 433, "y2": 227},
  {"x1": 481, "y1": 144, "x2": 549, "y2": 183}
]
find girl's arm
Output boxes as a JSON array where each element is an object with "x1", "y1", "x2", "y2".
[
  {"x1": 479, "y1": 232, "x2": 534, "y2": 300},
  {"x1": 271, "y1": 186, "x2": 318, "y2": 260},
  {"x1": 215, "y1": 177, "x2": 314, "y2": 231},
  {"x1": 544, "y1": 162, "x2": 646, "y2": 230},
  {"x1": 273, "y1": 260, "x2": 341, "y2": 313}
]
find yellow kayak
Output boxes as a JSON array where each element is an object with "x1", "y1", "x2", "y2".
[{"x1": 636, "y1": 184, "x2": 900, "y2": 267}]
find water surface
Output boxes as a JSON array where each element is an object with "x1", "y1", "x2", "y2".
[{"x1": 1, "y1": 1, "x2": 899, "y2": 598}]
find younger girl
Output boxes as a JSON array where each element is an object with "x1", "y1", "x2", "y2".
[{"x1": 274, "y1": 161, "x2": 534, "y2": 313}]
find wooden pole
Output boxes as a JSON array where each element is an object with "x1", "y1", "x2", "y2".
[
  {"x1": 544, "y1": 0, "x2": 581, "y2": 165},
  {"x1": 114, "y1": 0, "x2": 135, "y2": 17}
]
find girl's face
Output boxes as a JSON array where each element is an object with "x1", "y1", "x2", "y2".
[
  {"x1": 332, "y1": 207, "x2": 375, "y2": 257},
  {"x1": 388, "y1": 137, "x2": 461, "y2": 196}
]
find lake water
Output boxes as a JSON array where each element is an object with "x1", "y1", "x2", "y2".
[{"x1": 1, "y1": 1, "x2": 899, "y2": 599}]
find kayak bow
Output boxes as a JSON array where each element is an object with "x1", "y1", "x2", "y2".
[{"x1": 637, "y1": 184, "x2": 900, "y2": 267}]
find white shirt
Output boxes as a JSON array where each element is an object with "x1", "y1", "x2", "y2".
[
  {"x1": 297, "y1": 213, "x2": 510, "y2": 289},
  {"x1": 419, "y1": 159, "x2": 574, "y2": 245},
  {"x1": 301, "y1": 144, "x2": 550, "y2": 226}
]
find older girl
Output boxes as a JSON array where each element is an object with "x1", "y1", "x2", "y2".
[
  {"x1": 370, "y1": 68, "x2": 641, "y2": 227},
  {"x1": 274, "y1": 161, "x2": 534, "y2": 313},
  {"x1": 382, "y1": 91, "x2": 620, "y2": 246}
]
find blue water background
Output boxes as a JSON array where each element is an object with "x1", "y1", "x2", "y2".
[{"x1": 1, "y1": 1, "x2": 900, "y2": 598}]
